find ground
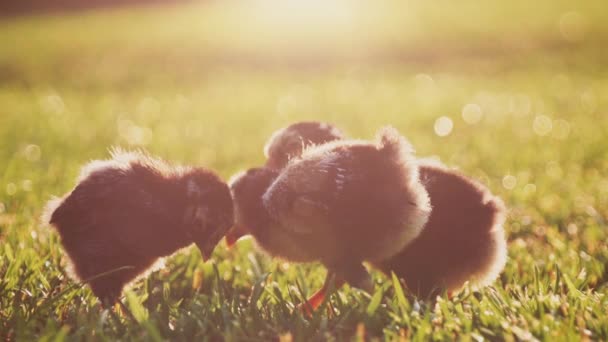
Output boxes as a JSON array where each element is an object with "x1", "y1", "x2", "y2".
[{"x1": 0, "y1": 0, "x2": 607, "y2": 340}]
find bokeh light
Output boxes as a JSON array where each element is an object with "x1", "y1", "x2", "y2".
[
  {"x1": 434, "y1": 116, "x2": 453, "y2": 137},
  {"x1": 24, "y1": 144, "x2": 41, "y2": 162},
  {"x1": 502, "y1": 175, "x2": 517, "y2": 190},
  {"x1": 523, "y1": 183, "x2": 537, "y2": 195},
  {"x1": 462, "y1": 103, "x2": 483, "y2": 124},
  {"x1": 533, "y1": 115, "x2": 553, "y2": 136},
  {"x1": 22, "y1": 180, "x2": 33, "y2": 192},
  {"x1": 5, "y1": 183, "x2": 17, "y2": 196},
  {"x1": 552, "y1": 119, "x2": 571, "y2": 140}
]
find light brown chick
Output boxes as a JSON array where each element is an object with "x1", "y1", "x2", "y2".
[{"x1": 229, "y1": 127, "x2": 431, "y2": 304}]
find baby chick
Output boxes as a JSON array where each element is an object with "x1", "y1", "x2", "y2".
[
  {"x1": 251, "y1": 121, "x2": 507, "y2": 300},
  {"x1": 264, "y1": 121, "x2": 344, "y2": 170},
  {"x1": 229, "y1": 127, "x2": 431, "y2": 303},
  {"x1": 373, "y1": 159, "x2": 507, "y2": 298},
  {"x1": 44, "y1": 149, "x2": 233, "y2": 304}
]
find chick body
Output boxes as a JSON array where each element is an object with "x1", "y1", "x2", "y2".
[{"x1": 44, "y1": 149, "x2": 233, "y2": 303}]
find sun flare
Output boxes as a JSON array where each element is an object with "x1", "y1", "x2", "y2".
[{"x1": 248, "y1": 0, "x2": 362, "y2": 36}]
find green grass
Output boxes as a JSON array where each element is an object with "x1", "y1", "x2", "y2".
[{"x1": 1, "y1": 0, "x2": 608, "y2": 340}]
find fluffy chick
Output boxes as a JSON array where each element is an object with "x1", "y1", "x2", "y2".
[
  {"x1": 254, "y1": 121, "x2": 507, "y2": 299},
  {"x1": 372, "y1": 160, "x2": 507, "y2": 298},
  {"x1": 44, "y1": 149, "x2": 233, "y2": 303},
  {"x1": 264, "y1": 121, "x2": 344, "y2": 170},
  {"x1": 229, "y1": 127, "x2": 431, "y2": 298}
]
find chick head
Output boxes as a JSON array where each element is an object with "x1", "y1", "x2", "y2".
[
  {"x1": 264, "y1": 122, "x2": 344, "y2": 170},
  {"x1": 226, "y1": 167, "x2": 279, "y2": 246},
  {"x1": 182, "y1": 169, "x2": 234, "y2": 260}
]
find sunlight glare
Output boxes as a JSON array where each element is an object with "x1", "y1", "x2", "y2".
[{"x1": 249, "y1": 0, "x2": 360, "y2": 36}]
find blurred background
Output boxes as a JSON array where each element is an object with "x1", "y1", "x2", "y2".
[
  {"x1": 1, "y1": 0, "x2": 607, "y2": 236},
  {"x1": 2, "y1": 0, "x2": 606, "y2": 187}
]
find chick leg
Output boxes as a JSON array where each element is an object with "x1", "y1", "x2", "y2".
[
  {"x1": 335, "y1": 263, "x2": 374, "y2": 294},
  {"x1": 116, "y1": 299, "x2": 138, "y2": 322},
  {"x1": 300, "y1": 263, "x2": 373, "y2": 314},
  {"x1": 301, "y1": 272, "x2": 345, "y2": 313}
]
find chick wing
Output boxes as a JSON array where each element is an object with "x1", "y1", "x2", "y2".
[{"x1": 261, "y1": 150, "x2": 345, "y2": 236}]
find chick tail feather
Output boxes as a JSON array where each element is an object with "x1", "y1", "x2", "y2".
[
  {"x1": 375, "y1": 126, "x2": 415, "y2": 160},
  {"x1": 481, "y1": 193, "x2": 507, "y2": 233},
  {"x1": 375, "y1": 126, "x2": 421, "y2": 186}
]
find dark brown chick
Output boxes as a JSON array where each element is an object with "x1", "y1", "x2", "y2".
[
  {"x1": 250, "y1": 121, "x2": 507, "y2": 300},
  {"x1": 43, "y1": 149, "x2": 233, "y2": 304},
  {"x1": 264, "y1": 121, "x2": 345, "y2": 170},
  {"x1": 229, "y1": 127, "x2": 431, "y2": 303},
  {"x1": 372, "y1": 159, "x2": 507, "y2": 298}
]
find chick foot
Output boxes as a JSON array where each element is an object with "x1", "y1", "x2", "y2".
[{"x1": 299, "y1": 272, "x2": 344, "y2": 316}]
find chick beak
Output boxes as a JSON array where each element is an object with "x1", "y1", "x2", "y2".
[
  {"x1": 225, "y1": 224, "x2": 247, "y2": 248},
  {"x1": 195, "y1": 240, "x2": 215, "y2": 262}
]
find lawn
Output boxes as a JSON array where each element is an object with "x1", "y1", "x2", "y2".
[{"x1": 1, "y1": 0, "x2": 607, "y2": 340}]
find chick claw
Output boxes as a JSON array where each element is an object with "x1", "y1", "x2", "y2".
[
  {"x1": 298, "y1": 288, "x2": 326, "y2": 317},
  {"x1": 298, "y1": 273, "x2": 344, "y2": 316}
]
